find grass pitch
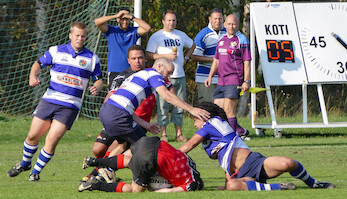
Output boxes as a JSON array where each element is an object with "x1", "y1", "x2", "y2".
[{"x1": 0, "y1": 116, "x2": 346, "y2": 199}]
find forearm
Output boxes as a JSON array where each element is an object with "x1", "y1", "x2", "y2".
[
  {"x1": 146, "y1": 52, "x2": 167, "y2": 60},
  {"x1": 95, "y1": 15, "x2": 117, "y2": 27},
  {"x1": 191, "y1": 55, "x2": 213, "y2": 62},
  {"x1": 30, "y1": 62, "x2": 41, "y2": 78},
  {"x1": 155, "y1": 187, "x2": 185, "y2": 192},
  {"x1": 184, "y1": 43, "x2": 196, "y2": 58},
  {"x1": 243, "y1": 60, "x2": 251, "y2": 81},
  {"x1": 133, "y1": 17, "x2": 151, "y2": 35},
  {"x1": 208, "y1": 58, "x2": 219, "y2": 78},
  {"x1": 132, "y1": 113, "x2": 150, "y2": 129}
]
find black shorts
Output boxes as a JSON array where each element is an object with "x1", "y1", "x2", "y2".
[
  {"x1": 95, "y1": 129, "x2": 117, "y2": 146},
  {"x1": 128, "y1": 137, "x2": 161, "y2": 187}
]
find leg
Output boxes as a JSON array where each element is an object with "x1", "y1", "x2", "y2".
[
  {"x1": 263, "y1": 156, "x2": 298, "y2": 178},
  {"x1": 198, "y1": 83, "x2": 216, "y2": 104},
  {"x1": 170, "y1": 77, "x2": 186, "y2": 141},
  {"x1": 157, "y1": 95, "x2": 169, "y2": 141},
  {"x1": 30, "y1": 119, "x2": 67, "y2": 178},
  {"x1": 25, "y1": 116, "x2": 51, "y2": 145},
  {"x1": 7, "y1": 117, "x2": 50, "y2": 178}
]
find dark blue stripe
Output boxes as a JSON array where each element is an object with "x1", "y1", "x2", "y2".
[
  {"x1": 115, "y1": 89, "x2": 139, "y2": 108},
  {"x1": 24, "y1": 147, "x2": 38, "y2": 154},
  {"x1": 148, "y1": 75, "x2": 165, "y2": 89},
  {"x1": 43, "y1": 98, "x2": 79, "y2": 110},
  {"x1": 51, "y1": 64, "x2": 92, "y2": 79},
  {"x1": 49, "y1": 81, "x2": 83, "y2": 98},
  {"x1": 144, "y1": 87, "x2": 152, "y2": 99},
  {"x1": 130, "y1": 76, "x2": 148, "y2": 87}
]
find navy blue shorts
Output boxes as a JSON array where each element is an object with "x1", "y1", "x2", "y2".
[
  {"x1": 213, "y1": 85, "x2": 240, "y2": 99},
  {"x1": 33, "y1": 99, "x2": 78, "y2": 130},
  {"x1": 236, "y1": 152, "x2": 268, "y2": 183},
  {"x1": 99, "y1": 103, "x2": 146, "y2": 144}
]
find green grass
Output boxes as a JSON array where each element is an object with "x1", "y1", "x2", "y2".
[{"x1": 0, "y1": 116, "x2": 346, "y2": 199}]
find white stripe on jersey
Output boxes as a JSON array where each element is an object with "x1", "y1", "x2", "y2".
[
  {"x1": 50, "y1": 70, "x2": 87, "y2": 90},
  {"x1": 209, "y1": 118, "x2": 234, "y2": 136},
  {"x1": 109, "y1": 94, "x2": 135, "y2": 114},
  {"x1": 220, "y1": 136, "x2": 238, "y2": 175},
  {"x1": 49, "y1": 46, "x2": 95, "y2": 72},
  {"x1": 43, "y1": 89, "x2": 82, "y2": 108}
]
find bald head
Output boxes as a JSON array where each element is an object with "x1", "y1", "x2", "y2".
[
  {"x1": 224, "y1": 14, "x2": 239, "y2": 36},
  {"x1": 153, "y1": 58, "x2": 174, "y2": 81}
]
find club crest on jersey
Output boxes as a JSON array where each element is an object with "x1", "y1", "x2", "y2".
[
  {"x1": 79, "y1": 59, "x2": 87, "y2": 67},
  {"x1": 219, "y1": 41, "x2": 224, "y2": 46},
  {"x1": 57, "y1": 75, "x2": 82, "y2": 86},
  {"x1": 230, "y1": 41, "x2": 237, "y2": 48}
]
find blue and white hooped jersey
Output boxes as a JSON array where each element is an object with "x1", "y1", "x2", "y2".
[
  {"x1": 106, "y1": 68, "x2": 166, "y2": 115},
  {"x1": 193, "y1": 23, "x2": 226, "y2": 84},
  {"x1": 39, "y1": 43, "x2": 102, "y2": 110},
  {"x1": 196, "y1": 116, "x2": 249, "y2": 176}
]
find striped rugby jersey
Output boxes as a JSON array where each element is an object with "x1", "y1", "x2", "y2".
[
  {"x1": 196, "y1": 116, "x2": 249, "y2": 176},
  {"x1": 39, "y1": 43, "x2": 102, "y2": 110},
  {"x1": 193, "y1": 23, "x2": 226, "y2": 84},
  {"x1": 106, "y1": 68, "x2": 165, "y2": 115}
]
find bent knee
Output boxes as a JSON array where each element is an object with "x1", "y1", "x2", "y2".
[
  {"x1": 280, "y1": 157, "x2": 297, "y2": 171},
  {"x1": 92, "y1": 143, "x2": 108, "y2": 158},
  {"x1": 226, "y1": 179, "x2": 247, "y2": 191}
]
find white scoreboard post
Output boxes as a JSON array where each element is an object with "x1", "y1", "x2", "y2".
[{"x1": 250, "y1": 2, "x2": 347, "y2": 136}]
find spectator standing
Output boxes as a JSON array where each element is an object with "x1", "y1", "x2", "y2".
[
  {"x1": 95, "y1": 7, "x2": 151, "y2": 90},
  {"x1": 146, "y1": 10, "x2": 196, "y2": 142},
  {"x1": 205, "y1": 14, "x2": 250, "y2": 137},
  {"x1": 192, "y1": 8, "x2": 226, "y2": 103}
]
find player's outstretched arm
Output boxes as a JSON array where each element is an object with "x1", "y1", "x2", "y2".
[
  {"x1": 155, "y1": 186, "x2": 185, "y2": 193},
  {"x1": 179, "y1": 134, "x2": 204, "y2": 154},
  {"x1": 132, "y1": 113, "x2": 160, "y2": 135},
  {"x1": 155, "y1": 85, "x2": 210, "y2": 121}
]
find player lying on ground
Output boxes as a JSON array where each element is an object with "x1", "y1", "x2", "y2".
[
  {"x1": 179, "y1": 102, "x2": 336, "y2": 191},
  {"x1": 78, "y1": 136, "x2": 204, "y2": 193}
]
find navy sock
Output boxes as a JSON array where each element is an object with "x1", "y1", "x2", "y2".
[{"x1": 289, "y1": 161, "x2": 315, "y2": 187}]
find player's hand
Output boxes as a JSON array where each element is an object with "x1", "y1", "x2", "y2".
[
  {"x1": 29, "y1": 76, "x2": 40, "y2": 87},
  {"x1": 122, "y1": 13, "x2": 134, "y2": 20},
  {"x1": 89, "y1": 86, "x2": 99, "y2": 96},
  {"x1": 204, "y1": 78, "x2": 211, "y2": 88},
  {"x1": 241, "y1": 82, "x2": 250, "y2": 92},
  {"x1": 189, "y1": 107, "x2": 210, "y2": 121},
  {"x1": 147, "y1": 122, "x2": 160, "y2": 135},
  {"x1": 116, "y1": 10, "x2": 128, "y2": 18},
  {"x1": 167, "y1": 53, "x2": 177, "y2": 61}
]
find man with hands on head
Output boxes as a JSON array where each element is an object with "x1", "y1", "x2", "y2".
[{"x1": 95, "y1": 7, "x2": 151, "y2": 90}]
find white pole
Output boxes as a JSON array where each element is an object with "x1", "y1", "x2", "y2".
[
  {"x1": 250, "y1": 5, "x2": 256, "y2": 129},
  {"x1": 134, "y1": 0, "x2": 142, "y2": 45},
  {"x1": 302, "y1": 83, "x2": 307, "y2": 123},
  {"x1": 317, "y1": 84, "x2": 329, "y2": 125}
]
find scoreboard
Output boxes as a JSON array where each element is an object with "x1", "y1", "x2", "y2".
[{"x1": 251, "y1": 2, "x2": 347, "y2": 85}]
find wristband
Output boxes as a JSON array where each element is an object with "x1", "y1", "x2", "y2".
[{"x1": 244, "y1": 80, "x2": 251, "y2": 84}]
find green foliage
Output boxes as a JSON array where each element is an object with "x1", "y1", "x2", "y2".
[{"x1": 142, "y1": 0, "x2": 236, "y2": 106}]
